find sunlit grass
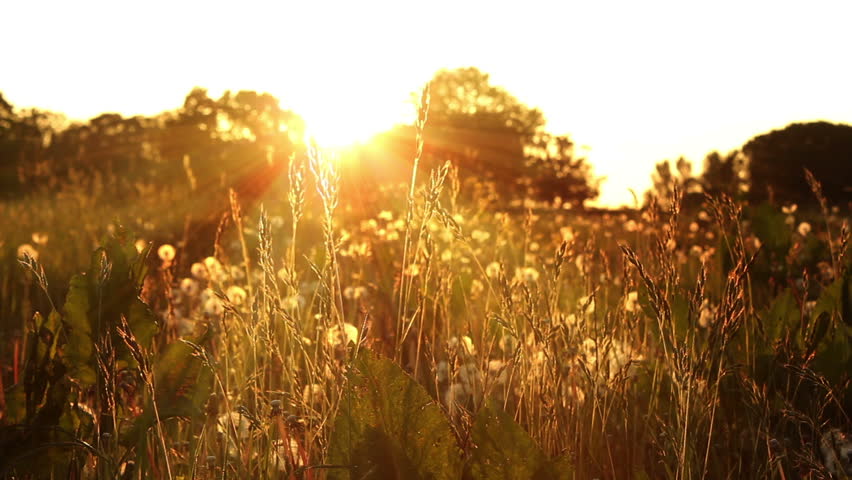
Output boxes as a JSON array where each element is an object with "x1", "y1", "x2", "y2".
[{"x1": 2, "y1": 94, "x2": 852, "y2": 479}]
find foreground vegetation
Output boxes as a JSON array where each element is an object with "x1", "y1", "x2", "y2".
[{"x1": 2, "y1": 99, "x2": 852, "y2": 480}]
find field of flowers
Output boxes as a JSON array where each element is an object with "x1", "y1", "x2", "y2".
[{"x1": 1, "y1": 125, "x2": 852, "y2": 479}]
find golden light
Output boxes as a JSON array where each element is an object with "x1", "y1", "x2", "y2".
[{"x1": 297, "y1": 99, "x2": 409, "y2": 150}]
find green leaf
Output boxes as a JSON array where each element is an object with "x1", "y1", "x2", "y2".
[
  {"x1": 327, "y1": 349, "x2": 463, "y2": 480},
  {"x1": 61, "y1": 232, "x2": 159, "y2": 386},
  {"x1": 62, "y1": 273, "x2": 97, "y2": 387},
  {"x1": 468, "y1": 401, "x2": 558, "y2": 480},
  {"x1": 750, "y1": 203, "x2": 790, "y2": 255},
  {"x1": 123, "y1": 337, "x2": 213, "y2": 446},
  {"x1": 763, "y1": 289, "x2": 799, "y2": 349}
]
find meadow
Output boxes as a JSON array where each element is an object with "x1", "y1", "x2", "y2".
[{"x1": 1, "y1": 108, "x2": 851, "y2": 480}]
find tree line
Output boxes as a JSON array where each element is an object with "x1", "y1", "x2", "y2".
[{"x1": 2, "y1": 67, "x2": 852, "y2": 213}]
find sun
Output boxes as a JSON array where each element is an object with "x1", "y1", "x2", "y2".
[
  {"x1": 293, "y1": 91, "x2": 415, "y2": 150},
  {"x1": 302, "y1": 114, "x2": 384, "y2": 150}
]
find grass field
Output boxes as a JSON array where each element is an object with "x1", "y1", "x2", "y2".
[{"x1": 1, "y1": 116, "x2": 851, "y2": 480}]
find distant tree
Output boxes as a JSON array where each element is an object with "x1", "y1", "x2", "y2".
[
  {"x1": 645, "y1": 157, "x2": 703, "y2": 210},
  {"x1": 743, "y1": 121, "x2": 852, "y2": 206},
  {"x1": 701, "y1": 150, "x2": 746, "y2": 199},
  {"x1": 422, "y1": 67, "x2": 599, "y2": 206},
  {"x1": 0, "y1": 94, "x2": 57, "y2": 195}
]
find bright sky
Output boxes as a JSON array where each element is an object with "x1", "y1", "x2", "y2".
[{"x1": 4, "y1": 0, "x2": 852, "y2": 207}]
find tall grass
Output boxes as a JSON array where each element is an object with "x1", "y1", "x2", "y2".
[{"x1": 1, "y1": 89, "x2": 851, "y2": 479}]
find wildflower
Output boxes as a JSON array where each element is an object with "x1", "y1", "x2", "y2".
[
  {"x1": 485, "y1": 261, "x2": 502, "y2": 279},
  {"x1": 203, "y1": 256, "x2": 222, "y2": 272},
  {"x1": 458, "y1": 362, "x2": 482, "y2": 394},
  {"x1": 302, "y1": 383, "x2": 324, "y2": 408},
  {"x1": 623, "y1": 220, "x2": 638, "y2": 232},
  {"x1": 471, "y1": 229, "x2": 491, "y2": 243},
  {"x1": 31, "y1": 232, "x2": 48, "y2": 246},
  {"x1": 16, "y1": 243, "x2": 38, "y2": 261},
  {"x1": 698, "y1": 210, "x2": 711, "y2": 222},
  {"x1": 191, "y1": 262, "x2": 208, "y2": 280},
  {"x1": 134, "y1": 239, "x2": 148, "y2": 254},
  {"x1": 229, "y1": 265, "x2": 245, "y2": 280},
  {"x1": 203, "y1": 296, "x2": 224, "y2": 316},
  {"x1": 179, "y1": 278, "x2": 199, "y2": 297},
  {"x1": 271, "y1": 438, "x2": 304, "y2": 471},
  {"x1": 343, "y1": 286, "x2": 368, "y2": 300},
  {"x1": 698, "y1": 299, "x2": 716, "y2": 328},
  {"x1": 325, "y1": 323, "x2": 359, "y2": 347},
  {"x1": 378, "y1": 210, "x2": 393, "y2": 221},
  {"x1": 781, "y1": 204, "x2": 798, "y2": 215},
  {"x1": 820, "y1": 428, "x2": 852, "y2": 475},
  {"x1": 470, "y1": 279, "x2": 485, "y2": 296},
  {"x1": 689, "y1": 222, "x2": 700, "y2": 233},
  {"x1": 217, "y1": 412, "x2": 251, "y2": 439},
  {"x1": 515, "y1": 266, "x2": 540, "y2": 283},
  {"x1": 624, "y1": 291, "x2": 640, "y2": 313},
  {"x1": 436, "y1": 361, "x2": 449, "y2": 383},
  {"x1": 226, "y1": 285, "x2": 247, "y2": 305},
  {"x1": 444, "y1": 383, "x2": 468, "y2": 416},
  {"x1": 665, "y1": 238, "x2": 677, "y2": 252},
  {"x1": 281, "y1": 295, "x2": 302, "y2": 311},
  {"x1": 158, "y1": 244, "x2": 176, "y2": 263},
  {"x1": 487, "y1": 359, "x2": 508, "y2": 385},
  {"x1": 797, "y1": 222, "x2": 812, "y2": 236}
]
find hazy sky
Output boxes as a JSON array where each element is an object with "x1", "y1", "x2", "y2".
[{"x1": 4, "y1": 0, "x2": 851, "y2": 206}]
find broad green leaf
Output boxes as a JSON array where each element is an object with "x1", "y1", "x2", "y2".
[
  {"x1": 152, "y1": 339, "x2": 213, "y2": 419},
  {"x1": 61, "y1": 232, "x2": 159, "y2": 386},
  {"x1": 122, "y1": 337, "x2": 213, "y2": 445},
  {"x1": 327, "y1": 349, "x2": 463, "y2": 480},
  {"x1": 468, "y1": 401, "x2": 557, "y2": 480},
  {"x1": 62, "y1": 273, "x2": 97, "y2": 387},
  {"x1": 763, "y1": 289, "x2": 799, "y2": 349}
]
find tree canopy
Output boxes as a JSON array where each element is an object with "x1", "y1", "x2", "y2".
[
  {"x1": 422, "y1": 67, "x2": 599, "y2": 206},
  {"x1": 744, "y1": 121, "x2": 852, "y2": 206}
]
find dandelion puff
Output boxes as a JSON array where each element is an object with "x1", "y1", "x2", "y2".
[
  {"x1": 302, "y1": 383, "x2": 324, "y2": 408},
  {"x1": 820, "y1": 428, "x2": 852, "y2": 475},
  {"x1": 325, "y1": 323, "x2": 359, "y2": 347},
  {"x1": 191, "y1": 262, "x2": 208, "y2": 280},
  {"x1": 226, "y1": 285, "x2": 247, "y2": 305},
  {"x1": 17, "y1": 243, "x2": 38, "y2": 261},
  {"x1": 134, "y1": 239, "x2": 148, "y2": 254},
  {"x1": 204, "y1": 297, "x2": 224, "y2": 316},
  {"x1": 158, "y1": 244, "x2": 176, "y2": 263},
  {"x1": 485, "y1": 261, "x2": 501, "y2": 279},
  {"x1": 180, "y1": 278, "x2": 199, "y2": 297},
  {"x1": 797, "y1": 222, "x2": 812, "y2": 237},
  {"x1": 31, "y1": 232, "x2": 48, "y2": 246}
]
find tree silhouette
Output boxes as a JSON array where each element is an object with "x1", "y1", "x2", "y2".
[
  {"x1": 702, "y1": 150, "x2": 746, "y2": 200},
  {"x1": 422, "y1": 67, "x2": 599, "y2": 206},
  {"x1": 744, "y1": 121, "x2": 852, "y2": 206},
  {"x1": 645, "y1": 157, "x2": 704, "y2": 210}
]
